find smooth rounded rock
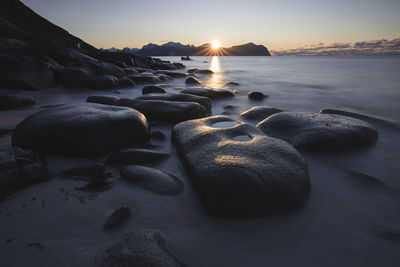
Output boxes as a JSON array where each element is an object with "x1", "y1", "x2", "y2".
[
  {"x1": 87, "y1": 95, "x2": 119, "y2": 105},
  {"x1": 180, "y1": 87, "x2": 234, "y2": 99},
  {"x1": 0, "y1": 94, "x2": 36, "y2": 110},
  {"x1": 240, "y1": 106, "x2": 283, "y2": 121},
  {"x1": 93, "y1": 75, "x2": 119, "y2": 89},
  {"x1": 185, "y1": 76, "x2": 201, "y2": 85},
  {"x1": 121, "y1": 165, "x2": 183, "y2": 195},
  {"x1": 248, "y1": 91, "x2": 267, "y2": 100},
  {"x1": 257, "y1": 112, "x2": 378, "y2": 152},
  {"x1": 118, "y1": 77, "x2": 135, "y2": 88},
  {"x1": 172, "y1": 115, "x2": 310, "y2": 218},
  {"x1": 142, "y1": 85, "x2": 166, "y2": 94},
  {"x1": 12, "y1": 103, "x2": 150, "y2": 156}
]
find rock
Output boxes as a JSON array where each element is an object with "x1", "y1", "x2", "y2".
[
  {"x1": 76, "y1": 178, "x2": 114, "y2": 192},
  {"x1": 137, "y1": 92, "x2": 212, "y2": 111},
  {"x1": 172, "y1": 115, "x2": 310, "y2": 218},
  {"x1": 116, "y1": 98, "x2": 209, "y2": 122},
  {"x1": 0, "y1": 94, "x2": 36, "y2": 110},
  {"x1": 59, "y1": 60, "x2": 125, "y2": 89},
  {"x1": 125, "y1": 72, "x2": 160, "y2": 84},
  {"x1": 224, "y1": 105, "x2": 239, "y2": 110},
  {"x1": 12, "y1": 103, "x2": 150, "y2": 156},
  {"x1": 225, "y1": 82, "x2": 240, "y2": 86},
  {"x1": 123, "y1": 67, "x2": 140, "y2": 75},
  {"x1": 87, "y1": 95, "x2": 119, "y2": 106},
  {"x1": 118, "y1": 77, "x2": 135, "y2": 88},
  {"x1": 185, "y1": 76, "x2": 201, "y2": 85},
  {"x1": 151, "y1": 131, "x2": 166, "y2": 140},
  {"x1": 95, "y1": 231, "x2": 186, "y2": 267},
  {"x1": 248, "y1": 91, "x2": 267, "y2": 100},
  {"x1": 104, "y1": 207, "x2": 132, "y2": 231},
  {"x1": 180, "y1": 87, "x2": 234, "y2": 99},
  {"x1": 157, "y1": 74, "x2": 173, "y2": 81},
  {"x1": 154, "y1": 70, "x2": 187, "y2": 78},
  {"x1": 240, "y1": 106, "x2": 283, "y2": 121},
  {"x1": 173, "y1": 62, "x2": 185, "y2": 69},
  {"x1": 61, "y1": 163, "x2": 109, "y2": 181},
  {"x1": 0, "y1": 146, "x2": 49, "y2": 201},
  {"x1": 181, "y1": 56, "x2": 191, "y2": 60},
  {"x1": 0, "y1": 54, "x2": 58, "y2": 90},
  {"x1": 188, "y1": 69, "x2": 213, "y2": 75},
  {"x1": 107, "y1": 149, "x2": 169, "y2": 166},
  {"x1": 142, "y1": 85, "x2": 166, "y2": 94},
  {"x1": 121, "y1": 165, "x2": 184, "y2": 195},
  {"x1": 257, "y1": 112, "x2": 378, "y2": 152},
  {"x1": 93, "y1": 75, "x2": 119, "y2": 89}
]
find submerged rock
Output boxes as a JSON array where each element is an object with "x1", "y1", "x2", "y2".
[
  {"x1": 118, "y1": 77, "x2": 135, "y2": 88},
  {"x1": 225, "y1": 82, "x2": 240, "y2": 86},
  {"x1": 180, "y1": 87, "x2": 234, "y2": 99},
  {"x1": 240, "y1": 106, "x2": 283, "y2": 121},
  {"x1": 95, "y1": 231, "x2": 186, "y2": 267},
  {"x1": 93, "y1": 75, "x2": 119, "y2": 89},
  {"x1": 248, "y1": 91, "x2": 267, "y2": 100},
  {"x1": 0, "y1": 54, "x2": 58, "y2": 90},
  {"x1": 172, "y1": 115, "x2": 310, "y2": 218},
  {"x1": 154, "y1": 70, "x2": 187, "y2": 78},
  {"x1": 0, "y1": 94, "x2": 36, "y2": 110},
  {"x1": 188, "y1": 69, "x2": 213, "y2": 75},
  {"x1": 142, "y1": 85, "x2": 166, "y2": 94},
  {"x1": 125, "y1": 72, "x2": 160, "y2": 84},
  {"x1": 12, "y1": 103, "x2": 150, "y2": 156},
  {"x1": 257, "y1": 112, "x2": 378, "y2": 152},
  {"x1": 0, "y1": 146, "x2": 49, "y2": 201},
  {"x1": 107, "y1": 149, "x2": 169, "y2": 166},
  {"x1": 87, "y1": 95, "x2": 119, "y2": 105},
  {"x1": 104, "y1": 207, "x2": 132, "y2": 231},
  {"x1": 121, "y1": 165, "x2": 183, "y2": 195},
  {"x1": 185, "y1": 76, "x2": 201, "y2": 85}
]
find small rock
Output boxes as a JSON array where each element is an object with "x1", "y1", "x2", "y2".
[
  {"x1": 240, "y1": 106, "x2": 283, "y2": 120},
  {"x1": 118, "y1": 77, "x2": 135, "y2": 88},
  {"x1": 225, "y1": 82, "x2": 240, "y2": 86},
  {"x1": 185, "y1": 76, "x2": 201, "y2": 85},
  {"x1": 142, "y1": 85, "x2": 166, "y2": 95},
  {"x1": 151, "y1": 131, "x2": 166, "y2": 140},
  {"x1": 248, "y1": 91, "x2": 267, "y2": 100},
  {"x1": 0, "y1": 95, "x2": 36, "y2": 110},
  {"x1": 180, "y1": 87, "x2": 234, "y2": 99},
  {"x1": 121, "y1": 165, "x2": 184, "y2": 195},
  {"x1": 104, "y1": 207, "x2": 132, "y2": 231}
]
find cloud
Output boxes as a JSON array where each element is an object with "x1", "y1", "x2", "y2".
[{"x1": 271, "y1": 38, "x2": 400, "y2": 56}]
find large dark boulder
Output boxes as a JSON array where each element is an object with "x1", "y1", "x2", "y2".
[
  {"x1": 12, "y1": 103, "x2": 150, "y2": 156},
  {"x1": 0, "y1": 94, "x2": 36, "y2": 110},
  {"x1": 0, "y1": 54, "x2": 58, "y2": 90},
  {"x1": 185, "y1": 76, "x2": 201, "y2": 85},
  {"x1": 257, "y1": 112, "x2": 378, "y2": 152},
  {"x1": 172, "y1": 115, "x2": 310, "y2": 218},
  {"x1": 59, "y1": 60, "x2": 125, "y2": 89},
  {"x1": 95, "y1": 231, "x2": 186, "y2": 267},
  {"x1": 248, "y1": 91, "x2": 267, "y2": 100},
  {"x1": 137, "y1": 92, "x2": 212, "y2": 112},
  {"x1": 180, "y1": 87, "x2": 234, "y2": 99},
  {"x1": 240, "y1": 106, "x2": 283, "y2": 121},
  {"x1": 93, "y1": 75, "x2": 119, "y2": 90},
  {"x1": 87, "y1": 95, "x2": 119, "y2": 105},
  {"x1": 0, "y1": 146, "x2": 49, "y2": 201},
  {"x1": 121, "y1": 165, "x2": 184, "y2": 195}
]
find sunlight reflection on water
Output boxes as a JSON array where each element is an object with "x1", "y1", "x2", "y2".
[{"x1": 206, "y1": 56, "x2": 225, "y2": 88}]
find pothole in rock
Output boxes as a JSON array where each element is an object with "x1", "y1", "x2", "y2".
[
  {"x1": 232, "y1": 135, "x2": 253, "y2": 141},
  {"x1": 211, "y1": 121, "x2": 238, "y2": 128}
]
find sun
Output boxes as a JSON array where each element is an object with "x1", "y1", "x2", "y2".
[{"x1": 211, "y1": 40, "x2": 220, "y2": 50}]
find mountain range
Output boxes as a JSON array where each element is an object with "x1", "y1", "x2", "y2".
[{"x1": 106, "y1": 42, "x2": 271, "y2": 56}]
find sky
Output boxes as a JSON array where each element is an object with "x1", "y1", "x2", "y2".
[{"x1": 21, "y1": 0, "x2": 400, "y2": 51}]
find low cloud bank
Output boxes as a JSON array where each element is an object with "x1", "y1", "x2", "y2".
[{"x1": 271, "y1": 38, "x2": 400, "y2": 56}]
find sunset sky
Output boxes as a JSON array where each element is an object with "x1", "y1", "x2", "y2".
[{"x1": 21, "y1": 0, "x2": 400, "y2": 50}]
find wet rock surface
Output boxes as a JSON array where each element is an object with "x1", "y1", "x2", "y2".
[
  {"x1": 121, "y1": 165, "x2": 184, "y2": 195},
  {"x1": 240, "y1": 106, "x2": 283, "y2": 121},
  {"x1": 172, "y1": 115, "x2": 310, "y2": 218},
  {"x1": 95, "y1": 231, "x2": 186, "y2": 267},
  {"x1": 103, "y1": 206, "x2": 132, "y2": 231},
  {"x1": 0, "y1": 146, "x2": 49, "y2": 201},
  {"x1": 107, "y1": 149, "x2": 169, "y2": 166},
  {"x1": 0, "y1": 94, "x2": 36, "y2": 110},
  {"x1": 180, "y1": 87, "x2": 234, "y2": 99},
  {"x1": 185, "y1": 76, "x2": 201, "y2": 85},
  {"x1": 126, "y1": 72, "x2": 160, "y2": 84},
  {"x1": 12, "y1": 103, "x2": 150, "y2": 156},
  {"x1": 257, "y1": 112, "x2": 378, "y2": 152}
]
